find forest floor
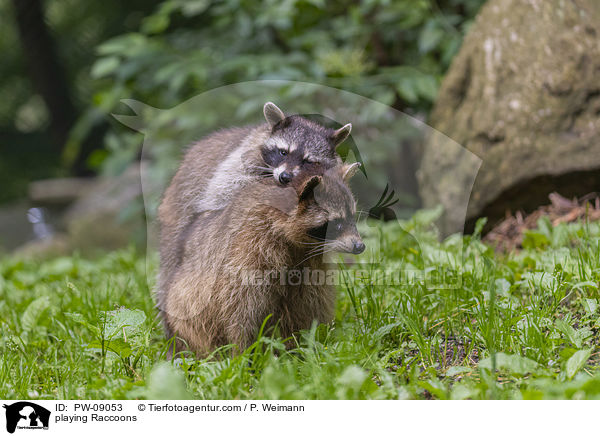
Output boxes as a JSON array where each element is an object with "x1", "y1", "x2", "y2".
[{"x1": 2, "y1": 207, "x2": 600, "y2": 399}]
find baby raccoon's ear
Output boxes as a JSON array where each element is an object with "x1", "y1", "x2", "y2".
[
  {"x1": 264, "y1": 102, "x2": 286, "y2": 128},
  {"x1": 342, "y1": 162, "x2": 361, "y2": 182},
  {"x1": 330, "y1": 123, "x2": 352, "y2": 148},
  {"x1": 298, "y1": 175, "x2": 322, "y2": 202}
]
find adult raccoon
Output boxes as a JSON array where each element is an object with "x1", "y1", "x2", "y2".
[{"x1": 160, "y1": 163, "x2": 364, "y2": 355}]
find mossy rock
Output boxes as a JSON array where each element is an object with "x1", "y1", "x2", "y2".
[{"x1": 418, "y1": 0, "x2": 600, "y2": 234}]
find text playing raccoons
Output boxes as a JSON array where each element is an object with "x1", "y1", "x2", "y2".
[{"x1": 159, "y1": 163, "x2": 364, "y2": 355}]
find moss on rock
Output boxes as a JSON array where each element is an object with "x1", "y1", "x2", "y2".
[{"x1": 418, "y1": 0, "x2": 600, "y2": 233}]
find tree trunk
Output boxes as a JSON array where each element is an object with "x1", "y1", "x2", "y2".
[{"x1": 11, "y1": 0, "x2": 77, "y2": 152}]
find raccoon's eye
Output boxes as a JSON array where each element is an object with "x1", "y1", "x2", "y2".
[
  {"x1": 330, "y1": 219, "x2": 343, "y2": 233},
  {"x1": 279, "y1": 149, "x2": 288, "y2": 156},
  {"x1": 302, "y1": 158, "x2": 318, "y2": 165}
]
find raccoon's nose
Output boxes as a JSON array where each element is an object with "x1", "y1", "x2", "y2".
[
  {"x1": 279, "y1": 171, "x2": 293, "y2": 184},
  {"x1": 352, "y1": 241, "x2": 365, "y2": 254}
]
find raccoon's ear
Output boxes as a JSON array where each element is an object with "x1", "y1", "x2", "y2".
[
  {"x1": 330, "y1": 123, "x2": 352, "y2": 148},
  {"x1": 298, "y1": 175, "x2": 322, "y2": 202},
  {"x1": 264, "y1": 102, "x2": 286, "y2": 128},
  {"x1": 342, "y1": 162, "x2": 361, "y2": 182}
]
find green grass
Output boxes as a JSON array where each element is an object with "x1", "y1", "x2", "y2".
[{"x1": 2, "y1": 209, "x2": 600, "y2": 400}]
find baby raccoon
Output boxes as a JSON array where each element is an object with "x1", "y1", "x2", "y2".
[
  {"x1": 193, "y1": 102, "x2": 352, "y2": 213},
  {"x1": 160, "y1": 163, "x2": 364, "y2": 355},
  {"x1": 260, "y1": 102, "x2": 351, "y2": 185}
]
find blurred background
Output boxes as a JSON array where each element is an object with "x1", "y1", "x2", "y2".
[{"x1": 1, "y1": 0, "x2": 598, "y2": 256}]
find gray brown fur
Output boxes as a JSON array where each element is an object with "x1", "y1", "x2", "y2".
[
  {"x1": 156, "y1": 104, "x2": 352, "y2": 333},
  {"x1": 159, "y1": 165, "x2": 362, "y2": 355},
  {"x1": 156, "y1": 125, "x2": 267, "y2": 326},
  {"x1": 156, "y1": 103, "x2": 357, "y2": 354}
]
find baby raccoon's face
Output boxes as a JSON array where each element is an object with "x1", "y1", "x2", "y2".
[
  {"x1": 291, "y1": 166, "x2": 365, "y2": 255},
  {"x1": 261, "y1": 139, "x2": 338, "y2": 185},
  {"x1": 261, "y1": 115, "x2": 342, "y2": 185}
]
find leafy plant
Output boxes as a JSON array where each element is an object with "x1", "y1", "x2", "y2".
[{"x1": 78, "y1": 0, "x2": 485, "y2": 178}]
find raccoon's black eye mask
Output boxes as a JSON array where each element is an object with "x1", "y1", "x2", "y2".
[
  {"x1": 307, "y1": 218, "x2": 344, "y2": 241},
  {"x1": 307, "y1": 222, "x2": 328, "y2": 240}
]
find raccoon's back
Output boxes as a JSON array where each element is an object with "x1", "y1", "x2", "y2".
[
  {"x1": 157, "y1": 125, "x2": 269, "y2": 317},
  {"x1": 169, "y1": 127, "x2": 258, "y2": 211}
]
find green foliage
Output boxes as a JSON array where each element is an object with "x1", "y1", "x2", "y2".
[
  {"x1": 2, "y1": 213, "x2": 600, "y2": 399},
  {"x1": 140, "y1": 362, "x2": 191, "y2": 400},
  {"x1": 478, "y1": 353, "x2": 539, "y2": 375},
  {"x1": 566, "y1": 349, "x2": 592, "y2": 380},
  {"x1": 82, "y1": 0, "x2": 485, "y2": 174}
]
